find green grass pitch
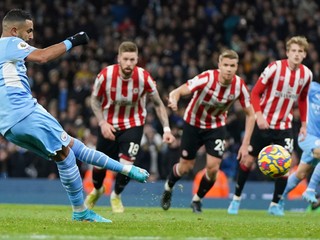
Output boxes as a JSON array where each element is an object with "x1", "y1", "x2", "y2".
[{"x1": 0, "y1": 204, "x2": 319, "y2": 239}]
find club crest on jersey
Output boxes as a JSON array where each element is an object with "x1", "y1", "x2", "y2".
[
  {"x1": 228, "y1": 95, "x2": 235, "y2": 100},
  {"x1": 17, "y1": 42, "x2": 28, "y2": 50},
  {"x1": 279, "y1": 76, "x2": 285, "y2": 81},
  {"x1": 299, "y1": 79, "x2": 304, "y2": 85},
  {"x1": 60, "y1": 131, "x2": 68, "y2": 142},
  {"x1": 133, "y1": 88, "x2": 139, "y2": 94},
  {"x1": 111, "y1": 87, "x2": 116, "y2": 92}
]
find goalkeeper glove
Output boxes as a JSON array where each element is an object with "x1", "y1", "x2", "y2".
[{"x1": 66, "y1": 31, "x2": 89, "y2": 47}]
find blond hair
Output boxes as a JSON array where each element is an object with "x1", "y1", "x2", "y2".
[
  {"x1": 118, "y1": 41, "x2": 138, "y2": 55},
  {"x1": 286, "y1": 36, "x2": 309, "y2": 52},
  {"x1": 219, "y1": 49, "x2": 239, "y2": 62}
]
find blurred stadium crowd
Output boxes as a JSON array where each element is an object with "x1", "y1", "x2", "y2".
[{"x1": 0, "y1": 0, "x2": 318, "y2": 181}]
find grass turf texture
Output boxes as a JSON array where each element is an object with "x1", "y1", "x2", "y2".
[{"x1": 0, "y1": 204, "x2": 319, "y2": 239}]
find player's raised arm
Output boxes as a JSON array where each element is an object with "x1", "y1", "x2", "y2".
[{"x1": 26, "y1": 32, "x2": 89, "y2": 63}]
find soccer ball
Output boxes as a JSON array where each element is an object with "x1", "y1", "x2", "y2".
[{"x1": 257, "y1": 144, "x2": 292, "y2": 178}]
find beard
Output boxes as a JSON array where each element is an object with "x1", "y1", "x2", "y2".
[{"x1": 121, "y1": 67, "x2": 133, "y2": 79}]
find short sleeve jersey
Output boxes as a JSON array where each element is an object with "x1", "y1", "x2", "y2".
[
  {"x1": 0, "y1": 37, "x2": 37, "y2": 135},
  {"x1": 92, "y1": 64, "x2": 157, "y2": 130},
  {"x1": 184, "y1": 69, "x2": 251, "y2": 129},
  {"x1": 252, "y1": 60, "x2": 312, "y2": 129}
]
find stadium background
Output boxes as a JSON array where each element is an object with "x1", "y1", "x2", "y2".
[{"x1": 0, "y1": 0, "x2": 319, "y2": 208}]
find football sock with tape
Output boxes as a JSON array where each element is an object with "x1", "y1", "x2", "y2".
[
  {"x1": 196, "y1": 173, "x2": 215, "y2": 198},
  {"x1": 273, "y1": 177, "x2": 288, "y2": 203},
  {"x1": 167, "y1": 163, "x2": 182, "y2": 189},
  {"x1": 234, "y1": 163, "x2": 250, "y2": 197},
  {"x1": 114, "y1": 173, "x2": 130, "y2": 195},
  {"x1": 92, "y1": 167, "x2": 107, "y2": 190},
  {"x1": 56, "y1": 150, "x2": 85, "y2": 212}
]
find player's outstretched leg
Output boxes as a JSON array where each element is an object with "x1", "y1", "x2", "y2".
[
  {"x1": 72, "y1": 209, "x2": 112, "y2": 223},
  {"x1": 71, "y1": 139, "x2": 149, "y2": 183}
]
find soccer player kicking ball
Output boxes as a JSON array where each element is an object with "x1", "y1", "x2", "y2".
[
  {"x1": 228, "y1": 36, "x2": 312, "y2": 216},
  {"x1": 0, "y1": 9, "x2": 149, "y2": 223},
  {"x1": 160, "y1": 50, "x2": 255, "y2": 213}
]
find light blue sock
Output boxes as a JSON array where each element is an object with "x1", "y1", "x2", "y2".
[
  {"x1": 308, "y1": 163, "x2": 320, "y2": 191},
  {"x1": 71, "y1": 138, "x2": 123, "y2": 173},
  {"x1": 56, "y1": 150, "x2": 84, "y2": 210},
  {"x1": 283, "y1": 172, "x2": 301, "y2": 197}
]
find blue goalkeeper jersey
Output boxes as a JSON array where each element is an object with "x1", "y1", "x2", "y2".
[
  {"x1": 307, "y1": 81, "x2": 320, "y2": 137},
  {"x1": 0, "y1": 37, "x2": 37, "y2": 135}
]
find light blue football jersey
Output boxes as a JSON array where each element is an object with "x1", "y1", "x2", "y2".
[
  {"x1": 307, "y1": 81, "x2": 320, "y2": 136},
  {"x1": 0, "y1": 37, "x2": 37, "y2": 135}
]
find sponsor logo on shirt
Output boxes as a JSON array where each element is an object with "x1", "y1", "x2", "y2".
[
  {"x1": 274, "y1": 90, "x2": 298, "y2": 100},
  {"x1": 202, "y1": 95, "x2": 231, "y2": 111},
  {"x1": 113, "y1": 100, "x2": 136, "y2": 106}
]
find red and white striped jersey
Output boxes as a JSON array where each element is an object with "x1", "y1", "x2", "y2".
[
  {"x1": 251, "y1": 59, "x2": 312, "y2": 130},
  {"x1": 92, "y1": 64, "x2": 157, "y2": 130},
  {"x1": 184, "y1": 69, "x2": 251, "y2": 129}
]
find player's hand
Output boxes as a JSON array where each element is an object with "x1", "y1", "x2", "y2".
[
  {"x1": 162, "y1": 132, "x2": 176, "y2": 144},
  {"x1": 67, "y1": 32, "x2": 89, "y2": 47},
  {"x1": 100, "y1": 121, "x2": 116, "y2": 140},
  {"x1": 237, "y1": 143, "x2": 249, "y2": 162},
  {"x1": 298, "y1": 125, "x2": 307, "y2": 142}
]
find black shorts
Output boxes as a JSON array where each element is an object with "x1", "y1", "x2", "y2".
[
  {"x1": 249, "y1": 124, "x2": 294, "y2": 157},
  {"x1": 180, "y1": 122, "x2": 227, "y2": 160},
  {"x1": 96, "y1": 126, "x2": 144, "y2": 162}
]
